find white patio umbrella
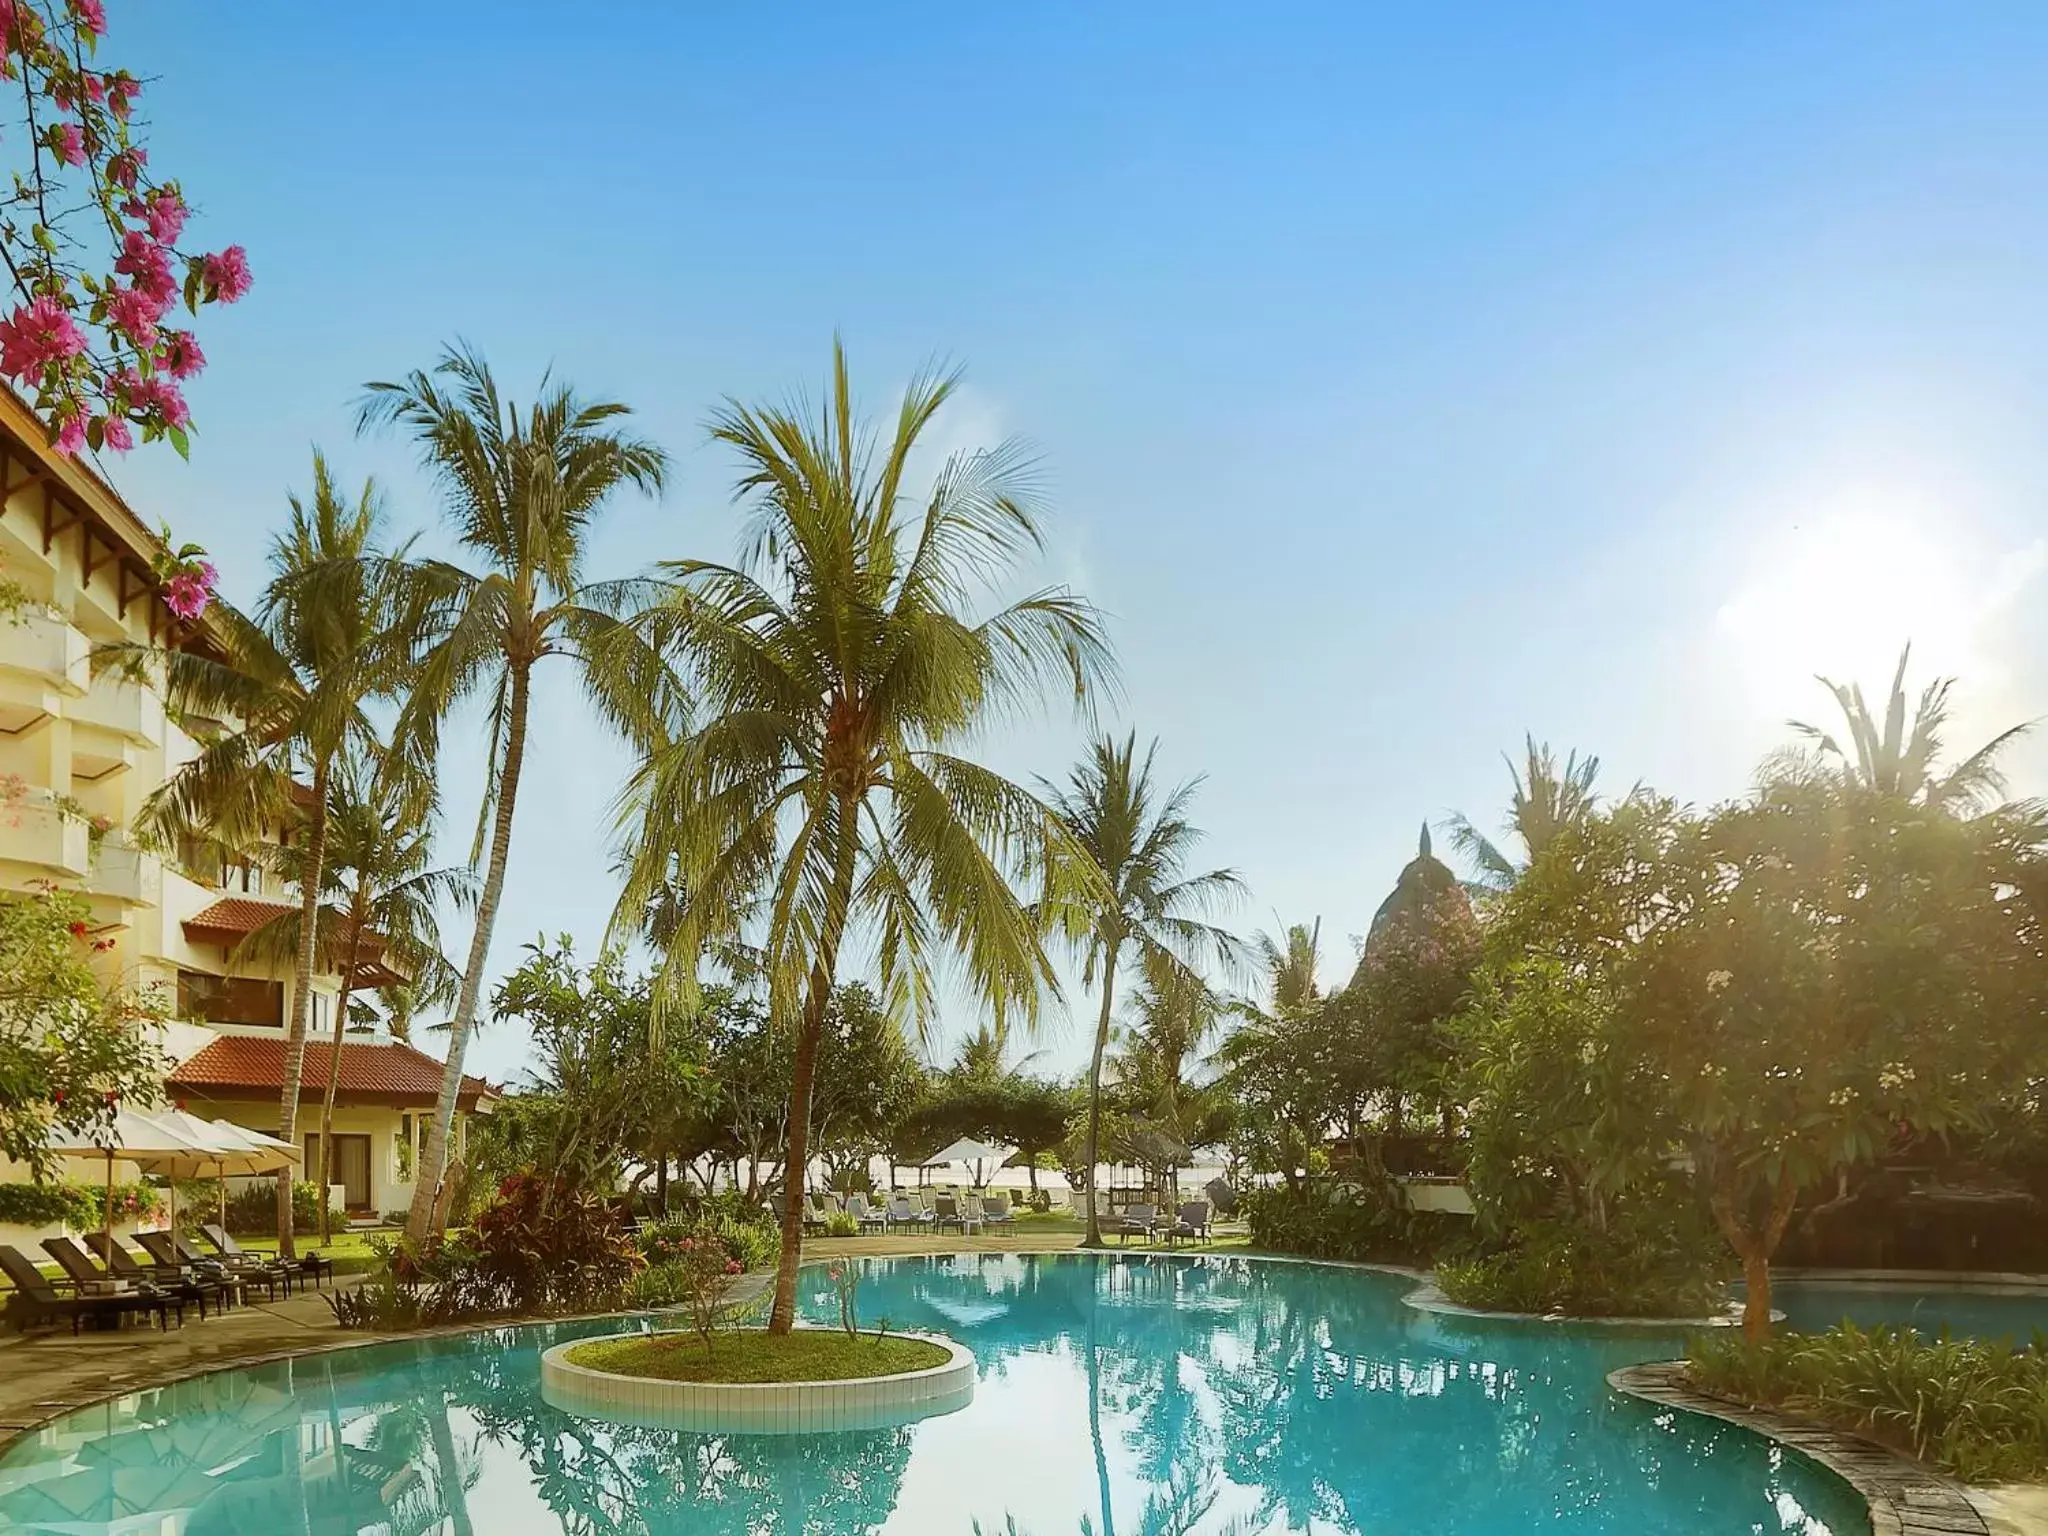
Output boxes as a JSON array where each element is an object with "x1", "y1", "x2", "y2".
[
  {"x1": 45, "y1": 1108, "x2": 219, "y2": 1249},
  {"x1": 922, "y1": 1137, "x2": 1013, "y2": 1188},
  {"x1": 143, "y1": 1111, "x2": 299, "y2": 1234}
]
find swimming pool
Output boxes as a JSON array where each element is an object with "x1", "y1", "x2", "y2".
[
  {"x1": 0, "y1": 1253, "x2": 1871, "y2": 1535},
  {"x1": 1772, "y1": 1280, "x2": 2048, "y2": 1341}
]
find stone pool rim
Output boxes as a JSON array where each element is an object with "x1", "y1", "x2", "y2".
[{"x1": 540, "y1": 1325, "x2": 974, "y2": 1434}]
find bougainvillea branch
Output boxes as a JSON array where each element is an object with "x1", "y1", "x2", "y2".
[{"x1": 0, "y1": 0, "x2": 248, "y2": 458}]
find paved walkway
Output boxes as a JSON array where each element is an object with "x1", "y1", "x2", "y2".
[{"x1": 0, "y1": 1286, "x2": 362, "y2": 1452}]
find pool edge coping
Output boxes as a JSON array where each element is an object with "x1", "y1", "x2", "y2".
[
  {"x1": 1609, "y1": 1360, "x2": 1989, "y2": 1536},
  {"x1": 540, "y1": 1327, "x2": 975, "y2": 1434}
]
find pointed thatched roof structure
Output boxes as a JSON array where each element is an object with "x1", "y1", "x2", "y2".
[{"x1": 1349, "y1": 822, "x2": 1478, "y2": 991}]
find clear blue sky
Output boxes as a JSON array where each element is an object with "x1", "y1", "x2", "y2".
[{"x1": 101, "y1": 2, "x2": 2048, "y2": 1081}]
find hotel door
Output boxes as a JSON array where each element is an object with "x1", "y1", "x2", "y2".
[{"x1": 305, "y1": 1133, "x2": 372, "y2": 1211}]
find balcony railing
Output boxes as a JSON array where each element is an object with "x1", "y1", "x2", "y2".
[
  {"x1": 0, "y1": 609, "x2": 90, "y2": 694},
  {"x1": 85, "y1": 832, "x2": 160, "y2": 907},
  {"x1": 0, "y1": 792, "x2": 91, "y2": 876},
  {"x1": 70, "y1": 673, "x2": 163, "y2": 745}
]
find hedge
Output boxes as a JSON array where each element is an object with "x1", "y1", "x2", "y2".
[{"x1": 0, "y1": 1180, "x2": 162, "y2": 1229}]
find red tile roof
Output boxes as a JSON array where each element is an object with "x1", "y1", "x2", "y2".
[
  {"x1": 167, "y1": 1036, "x2": 498, "y2": 1109},
  {"x1": 182, "y1": 898, "x2": 403, "y2": 984},
  {"x1": 182, "y1": 897, "x2": 296, "y2": 945}
]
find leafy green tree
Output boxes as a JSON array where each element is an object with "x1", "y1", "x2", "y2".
[
  {"x1": 1042, "y1": 733, "x2": 1243, "y2": 1245},
  {"x1": 1445, "y1": 736, "x2": 1609, "y2": 890},
  {"x1": 1639, "y1": 784, "x2": 2048, "y2": 1337},
  {"x1": 357, "y1": 345, "x2": 674, "y2": 1242},
  {"x1": 0, "y1": 888, "x2": 167, "y2": 1175},
  {"x1": 480, "y1": 938, "x2": 710, "y2": 1205},
  {"x1": 615, "y1": 343, "x2": 1111, "y2": 1328},
  {"x1": 121, "y1": 454, "x2": 401, "y2": 1255},
  {"x1": 808, "y1": 984, "x2": 926, "y2": 1191},
  {"x1": 1781, "y1": 643, "x2": 2031, "y2": 811}
]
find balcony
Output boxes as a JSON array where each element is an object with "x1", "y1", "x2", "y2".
[
  {"x1": 0, "y1": 609, "x2": 89, "y2": 694},
  {"x1": 69, "y1": 673, "x2": 163, "y2": 747},
  {"x1": 0, "y1": 794, "x2": 91, "y2": 876},
  {"x1": 85, "y1": 833, "x2": 160, "y2": 907}
]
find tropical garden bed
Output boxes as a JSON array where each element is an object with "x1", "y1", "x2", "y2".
[{"x1": 564, "y1": 1329, "x2": 949, "y2": 1384}]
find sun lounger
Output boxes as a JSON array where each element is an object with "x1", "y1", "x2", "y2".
[
  {"x1": 932, "y1": 1194, "x2": 969, "y2": 1234},
  {"x1": 84, "y1": 1232, "x2": 234, "y2": 1318},
  {"x1": 201, "y1": 1224, "x2": 332, "y2": 1289},
  {"x1": 886, "y1": 1195, "x2": 932, "y2": 1233},
  {"x1": 845, "y1": 1193, "x2": 887, "y2": 1233},
  {"x1": 139, "y1": 1230, "x2": 284, "y2": 1301},
  {"x1": 42, "y1": 1236, "x2": 190, "y2": 1326},
  {"x1": 0, "y1": 1244, "x2": 173, "y2": 1333},
  {"x1": 980, "y1": 1193, "x2": 1015, "y2": 1226}
]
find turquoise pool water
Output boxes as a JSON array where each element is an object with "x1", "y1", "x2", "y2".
[
  {"x1": 1773, "y1": 1281, "x2": 2048, "y2": 1341},
  {"x1": 0, "y1": 1253, "x2": 1873, "y2": 1535}
]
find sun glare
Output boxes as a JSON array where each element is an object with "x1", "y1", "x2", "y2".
[{"x1": 1713, "y1": 496, "x2": 2045, "y2": 722}]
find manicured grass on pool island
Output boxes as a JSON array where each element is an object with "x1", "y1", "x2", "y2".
[{"x1": 565, "y1": 1330, "x2": 950, "y2": 1384}]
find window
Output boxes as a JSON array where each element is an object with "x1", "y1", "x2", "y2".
[{"x1": 177, "y1": 970, "x2": 284, "y2": 1027}]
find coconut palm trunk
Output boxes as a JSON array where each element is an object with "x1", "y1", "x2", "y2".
[
  {"x1": 767, "y1": 807, "x2": 860, "y2": 1334},
  {"x1": 314, "y1": 902, "x2": 364, "y2": 1246},
  {"x1": 406, "y1": 662, "x2": 530, "y2": 1241},
  {"x1": 274, "y1": 760, "x2": 330, "y2": 1259},
  {"x1": 1081, "y1": 943, "x2": 1120, "y2": 1248}
]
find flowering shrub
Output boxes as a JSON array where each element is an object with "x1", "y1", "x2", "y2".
[
  {"x1": 466, "y1": 1170, "x2": 642, "y2": 1314},
  {"x1": 0, "y1": 885, "x2": 165, "y2": 1176},
  {"x1": 656, "y1": 1219, "x2": 745, "y2": 1351},
  {"x1": 0, "y1": 1178, "x2": 157, "y2": 1228},
  {"x1": 0, "y1": 0, "x2": 250, "y2": 456}
]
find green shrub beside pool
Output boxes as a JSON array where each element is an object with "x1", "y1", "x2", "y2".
[{"x1": 565, "y1": 1329, "x2": 951, "y2": 1384}]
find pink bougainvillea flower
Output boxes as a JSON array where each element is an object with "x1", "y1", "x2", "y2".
[
  {"x1": 136, "y1": 189, "x2": 186, "y2": 245},
  {"x1": 100, "y1": 414, "x2": 133, "y2": 452},
  {"x1": 162, "y1": 570, "x2": 208, "y2": 619},
  {"x1": 84, "y1": 72, "x2": 106, "y2": 105},
  {"x1": 0, "y1": 295, "x2": 88, "y2": 380},
  {"x1": 202, "y1": 245, "x2": 252, "y2": 304},
  {"x1": 106, "y1": 145, "x2": 144, "y2": 187},
  {"x1": 53, "y1": 122, "x2": 85, "y2": 168},
  {"x1": 115, "y1": 231, "x2": 177, "y2": 304},
  {"x1": 106, "y1": 284, "x2": 164, "y2": 348},
  {"x1": 105, "y1": 74, "x2": 138, "y2": 119},
  {"x1": 51, "y1": 414, "x2": 86, "y2": 455},
  {"x1": 73, "y1": 0, "x2": 105, "y2": 35},
  {"x1": 158, "y1": 330, "x2": 204, "y2": 379}
]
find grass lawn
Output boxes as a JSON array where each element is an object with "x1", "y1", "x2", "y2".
[{"x1": 567, "y1": 1328, "x2": 950, "y2": 1384}]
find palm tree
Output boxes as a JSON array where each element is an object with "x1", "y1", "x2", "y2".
[
  {"x1": 356, "y1": 343, "x2": 676, "y2": 1242},
  {"x1": 1783, "y1": 644, "x2": 2032, "y2": 812},
  {"x1": 244, "y1": 745, "x2": 470, "y2": 1240},
  {"x1": 1253, "y1": 917, "x2": 1322, "y2": 1013},
  {"x1": 1111, "y1": 954, "x2": 1231, "y2": 1191},
  {"x1": 1444, "y1": 735, "x2": 1606, "y2": 890},
  {"x1": 121, "y1": 454, "x2": 400, "y2": 1256},
  {"x1": 1042, "y1": 734, "x2": 1243, "y2": 1247},
  {"x1": 613, "y1": 341, "x2": 1113, "y2": 1330}
]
